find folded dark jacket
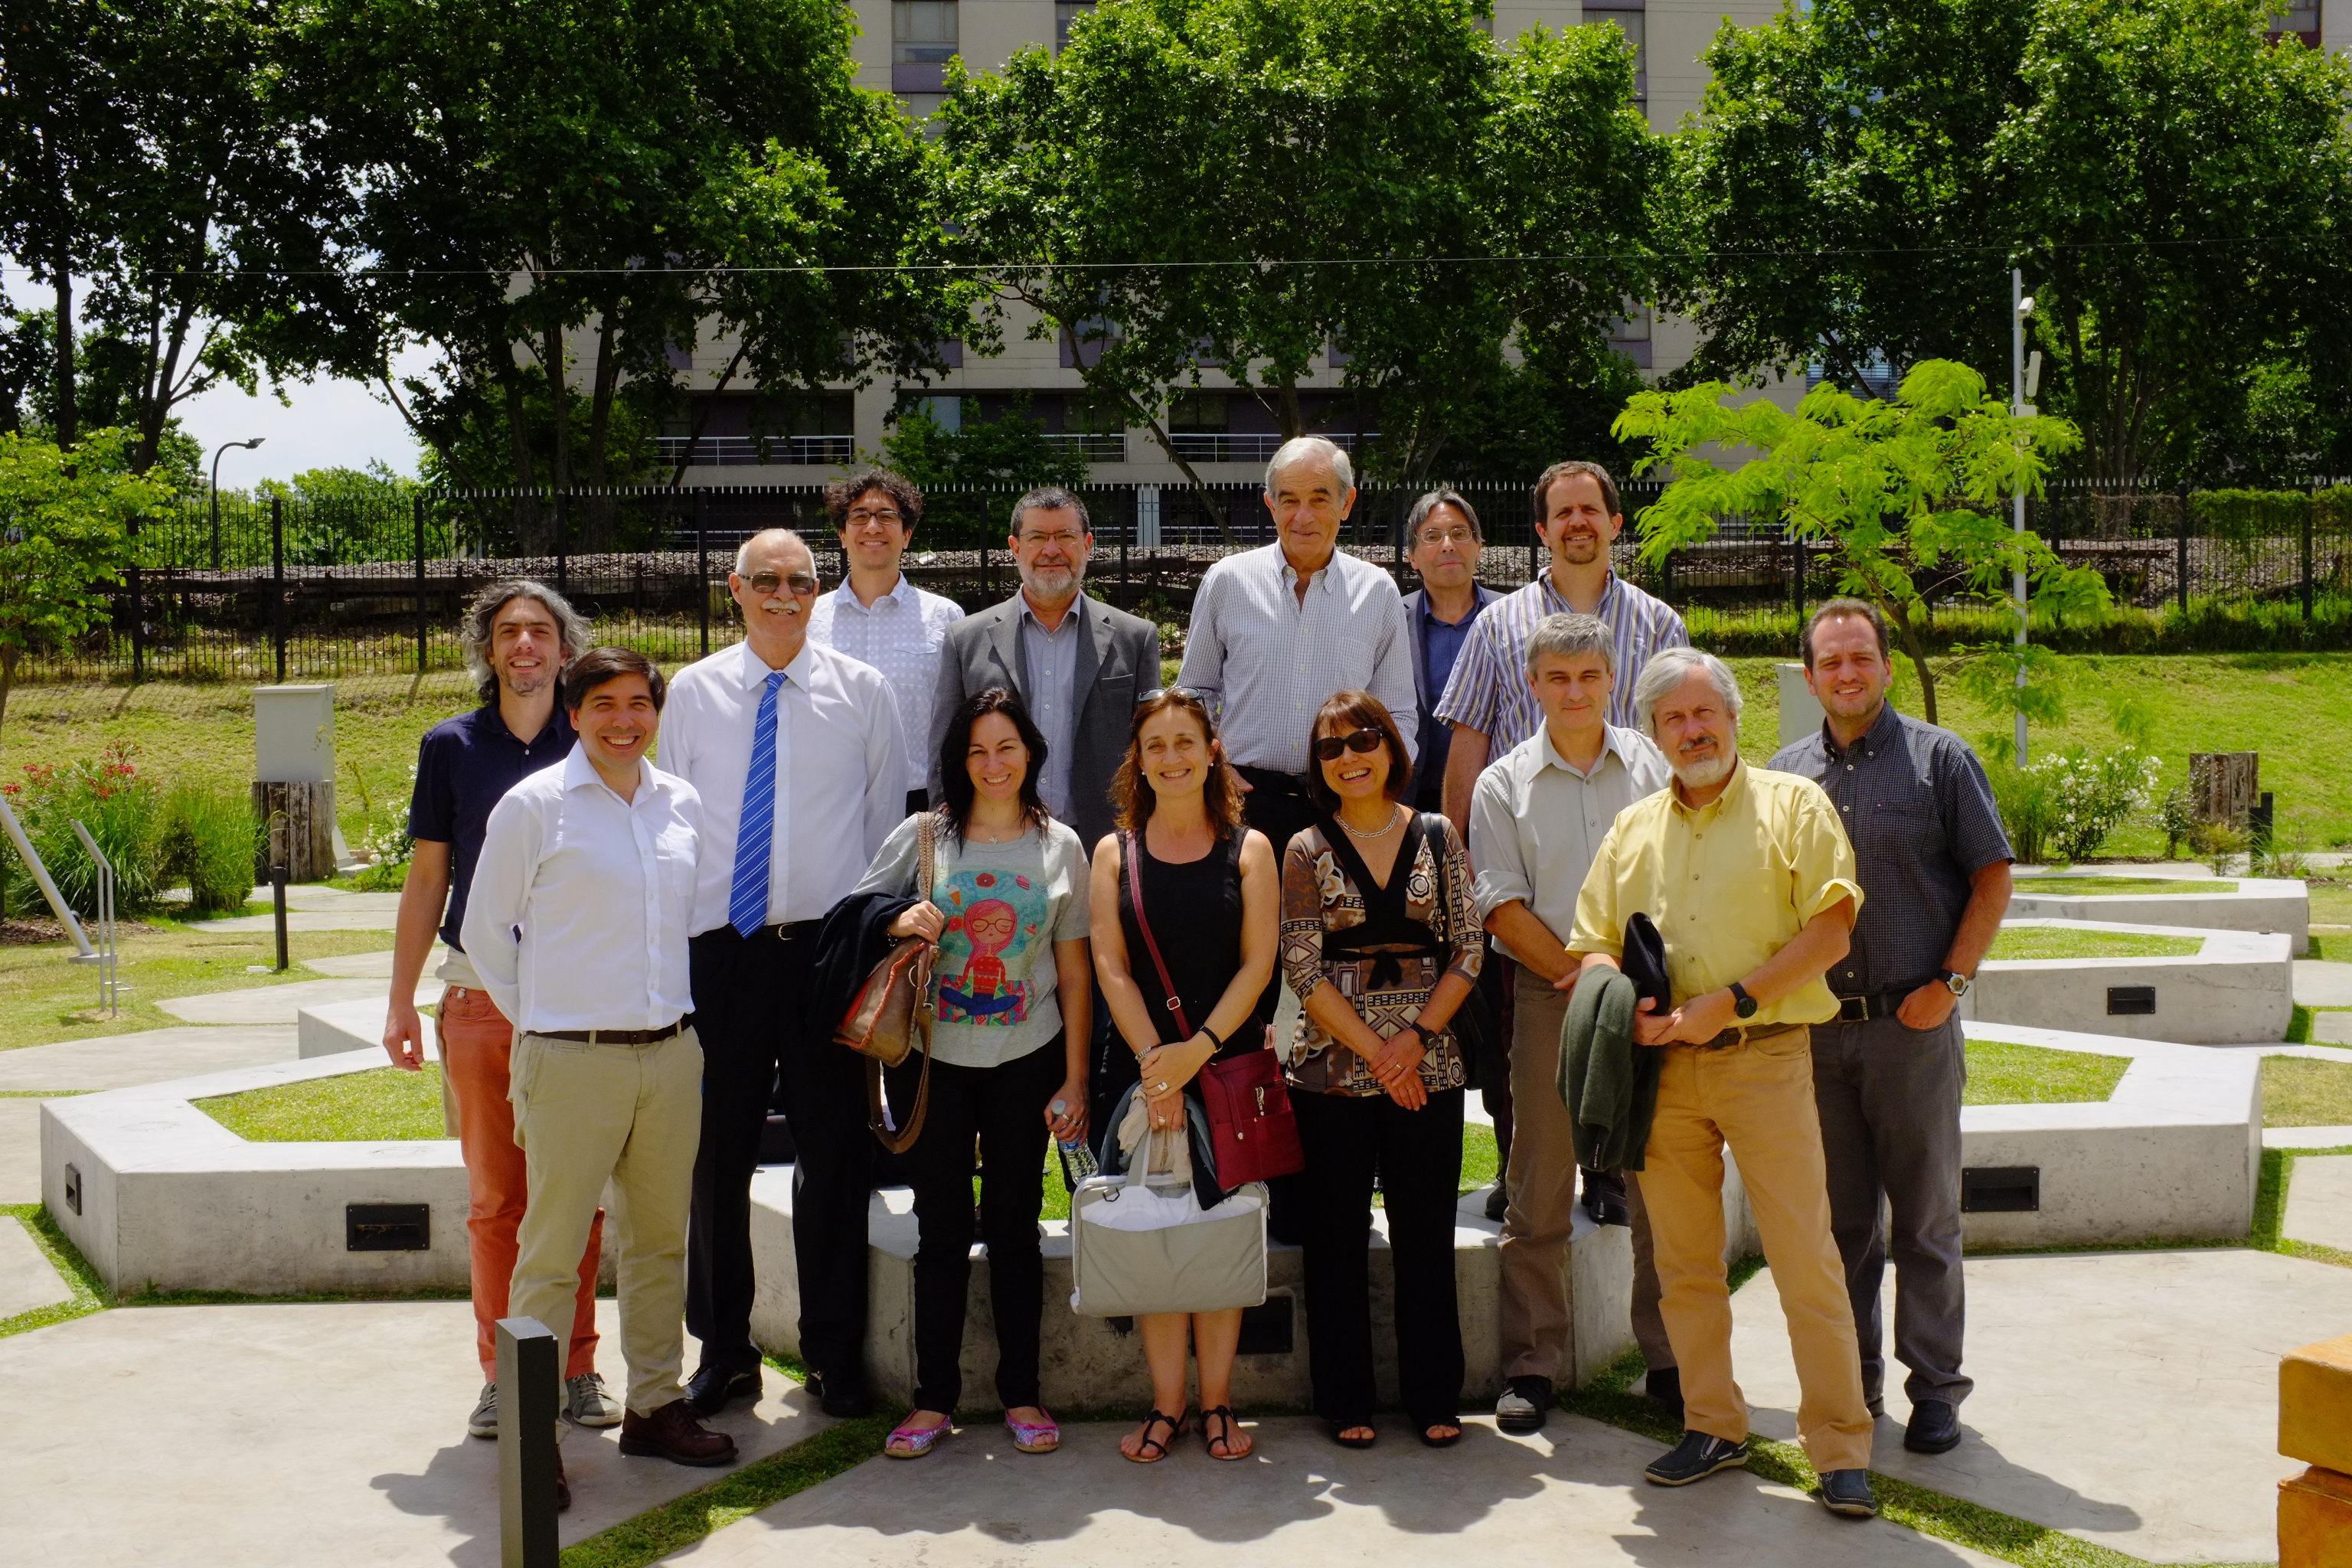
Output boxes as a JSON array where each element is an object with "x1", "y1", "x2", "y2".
[
  {"x1": 1556, "y1": 968, "x2": 1662, "y2": 1172},
  {"x1": 808, "y1": 890, "x2": 920, "y2": 1045}
]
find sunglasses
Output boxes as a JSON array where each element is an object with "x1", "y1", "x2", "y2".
[
  {"x1": 1141, "y1": 686, "x2": 1206, "y2": 704},
  {"x1": 1312, "y1": 728, "x2": 1387, "y2": 763},
  {"x1": 745, "y1": 571, "x2": 818, "y2": 596}
]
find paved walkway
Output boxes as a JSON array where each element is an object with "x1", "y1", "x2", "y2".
[
  {"x1": 0, "y1": 1215, "x2": 70, "y2": 1318},
  {"x1": 0, "y1": 1300, "x2": 832, "y2": 1568},
  {"x1": 2295, "y1": 959, "x2": 2352, "y2": 1007},
  {"x1": 1729, "y1": 1248, "x2": 2352, "y2": 1563},
  {"x1": 2286, "y1": 1155, "x2": 2352, "y2": 1252},
  {"x1": 157, "y1": 975, "x2": 435, "y2": 1025},
  {"x1": 187, "y1": 886, "x2": 405, "y2": 934},
  {"x1": 0, "y1": 1025, "x2": 297, "y2": 1093}
]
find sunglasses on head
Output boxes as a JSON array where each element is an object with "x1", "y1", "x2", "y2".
[
  {"x1": 1141, "y1": 686, "x2": 1205, "y2": 704},
  {"x1": 1312, "y1": 727, "x2": 1386, "y2": 763},
  {"x1": 746, "y1": 571, "x2": 818, "y2": 596}
]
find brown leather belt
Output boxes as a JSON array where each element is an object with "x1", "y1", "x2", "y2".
[
  {"x1": 537, "y1": 1019, "x2": 687, "y2": 1046},
  {"x1": 1690, "y1": 1020, "x2": 1808, "y2": 1051}
]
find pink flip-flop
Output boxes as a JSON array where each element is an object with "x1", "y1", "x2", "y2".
[
  {"x1": 1005, "y1": 1410, "x2": 1060, "y2": 1454},
  {"x1": 885, "y1": 1416, "x2": 951, "y2": 1459}
]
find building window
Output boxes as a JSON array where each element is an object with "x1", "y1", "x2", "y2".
[
  {"x1": 1055, "y1": 1, "x2": 1096, "y2": 52},
  {"x1": 893, "y1": 1, "x2": 958, "y2": 93},
  {"x1": 2269, "y1": 0, "x2": 2319, "y2": 45},
  {"x1": 1585, "y1": 2, "x2": 1646, "y2": 106},
  {"x1": 1609, "y1": 305, "x2": 1653, "y2": 370}
]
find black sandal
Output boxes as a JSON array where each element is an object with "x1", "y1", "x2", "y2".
[
  {"x1": 1419, "y1": 1421, "x2": 1463, "y2": 1449},
  {"x1": 1123, "y1": 1407, "x2": 1188, "y2": 1464},
  {"x1": 1202, "y1": 1405, "x2": 1252, "y2": 1462},
  {"x1": 1328, "y1": 1420, "x2": 1377, "y2": 1449}
]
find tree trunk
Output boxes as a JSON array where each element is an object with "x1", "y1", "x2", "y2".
[
  {"x1": 1885, "y1": 598, "x2": 1939, "y2": 727},
  {"x1": 51, "y1": 252, "x2": 77, "y2": 451},
  {"x1": 0, "y1": 644, "x2": 17, "y2": 740},
  {"x1": 540, "y1": 309, "x2": 573, "y2": 495},
  {"x1": 581, "y1": 310, "x2": 622, "y2": 550},
  {"x1": 2188, "y1": 752, "x2": 2259, "y2": 829}
]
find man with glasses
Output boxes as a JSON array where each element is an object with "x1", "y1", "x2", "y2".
[
  {"x1": 929, "y1": 487, "x2": 1158, "y2": 1135},
  {"x1": 662, "y1": 528, "x2": 909, "y2": 1420},
  {"x1": 808, "y1": 468, "x2": 964, "y2": 814}
]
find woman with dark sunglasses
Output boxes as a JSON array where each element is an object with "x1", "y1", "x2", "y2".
[{"x1": 1279, "y1": 690, "x2": 1482, "y2": 1449}]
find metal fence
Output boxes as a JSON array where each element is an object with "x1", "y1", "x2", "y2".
[{"x1": 32, "y1": 477, "x2": 2352, "y2": 684}]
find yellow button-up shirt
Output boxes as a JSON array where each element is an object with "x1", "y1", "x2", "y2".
[{"x1": 1567, "y1": 760, "x2": 1863, "y2": 1028}]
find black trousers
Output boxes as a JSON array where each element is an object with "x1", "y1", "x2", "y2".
[
  {"x1": 1293, "y1": 1086, "x2": 1466, "y2": 1430},
  {"x1": 686, "y1": 926, "x2": 875, "y2": 1386},
  {"x1": 887, "y1": 1036, "x2": 1062, "y2": 1413}
]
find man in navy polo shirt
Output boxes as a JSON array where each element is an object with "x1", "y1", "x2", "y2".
[{"x1": 381, "y1": 579, "x2": 616, "y2": 1441}]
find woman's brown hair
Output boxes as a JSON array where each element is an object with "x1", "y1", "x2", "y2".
[
  {"x1": 1111, "y1": 688, "x2": 1246, "y2": 835},
  {"x1": 1303, "y1": 690, "x2": 1413, "y2": 815}
]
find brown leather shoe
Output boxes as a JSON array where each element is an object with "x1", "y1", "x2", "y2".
[
  {"x1": 619, "y1": 1399, "x2": 740, "y2": 1467},
  {"x1": 554, "y1": 1444, "x2": 572, "y2": 1513}
]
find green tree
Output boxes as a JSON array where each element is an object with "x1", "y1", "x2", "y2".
[
  {"x1": 1615, "y1": 360, "x2": 2109, "y2": 727},
  {"x1": 0, "y1": 430, "x2": 172, "y2": 735},
  {"x1": 878, "y1": 397, "x2": 1090, "y2": 544}
]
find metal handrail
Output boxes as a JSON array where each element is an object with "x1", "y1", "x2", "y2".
[{"x1": 67, "y1": 820, "x2": 125, "y2": 1015}]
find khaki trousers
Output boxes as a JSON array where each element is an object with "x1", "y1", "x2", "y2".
[
  {"x1": 1634, "y1": 1026, "x2": 1874, "y2": 1474},
  {"x1": 1499, "y1": 967, "x2": 1672, "y2": 1383},
  {"x1": 509, "y1": 1027, "x2": 704, "y2": 1418}
]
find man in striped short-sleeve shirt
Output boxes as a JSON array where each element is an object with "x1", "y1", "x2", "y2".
[{"x1": 1433, "y1": 460, "x2": 1687, "y2": 834}]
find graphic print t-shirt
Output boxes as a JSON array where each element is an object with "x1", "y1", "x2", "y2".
[{"x1": 851, "y1": 814, "x2": 1093, "y2": 1069}]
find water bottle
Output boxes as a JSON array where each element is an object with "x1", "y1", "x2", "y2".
[{"x1": 1052, "y1": 1099, "x2": 1099, "y2": 1183}]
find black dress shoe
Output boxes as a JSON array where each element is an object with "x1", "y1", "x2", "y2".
[
  {"x1": 1645, "y1": 1366, "x2": 1684, "y2": 1423},
  {"x1": 1816, "y1": 1468, "x2": 1879, "y2": 1517},
  {"x1": 1579, "y1": 1169, "x2": 1631, "y2": 1227},
  {"x1": 1494, "y1": 1375, "x2": 1553, "y2": 1433},
  {"x1": 684, "y1": 1360, "x2": 762, "y2": 1417},
  {"x1": 1904, "y1": 1397, "x2": 1962, "y2": 1453},
  {"x1": 1483, "y1": 1183, "x2": 1509, "y2": 1223},
  {"x1": 1643, "y1": 1431, "x2": 1751, "y2": 1486},
  {"x1": 805, "y1": 1370, "x2": 874, "y2": 1418}
]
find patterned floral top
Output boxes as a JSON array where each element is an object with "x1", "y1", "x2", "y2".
[{"x1": 1279, "y1": 814, "x2": 1483, "y2": 1097}]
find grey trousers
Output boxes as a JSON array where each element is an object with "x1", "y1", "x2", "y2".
[
  {"x1": 1500, "y1": 966, "x2": 1672, "y2": 1383},
  {"x1": 1810, "y1": 1009, "x2": 1972, "y2": 1409}
]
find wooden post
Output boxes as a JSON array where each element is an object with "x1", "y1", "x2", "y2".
[
  {"x1": 2187, "y1": 752, "x2": 2259, "y2": 831},
  {"x1": 251, "y1": 780, "x2": 338, "y2": 882},
  {"x1": 495, "y1": 1317, "x2": 560, "y2": 1568}
]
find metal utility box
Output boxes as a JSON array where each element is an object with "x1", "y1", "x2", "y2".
[
  {"x1": 1777, "y1": 663, "x2": 1826, "y2": 751},
  {"x1": 253, "y1": 684, "x2": 336, "y2": 784}
]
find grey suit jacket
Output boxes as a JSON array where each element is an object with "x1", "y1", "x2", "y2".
[{"x1": 928, "y1": 592, "x2": 1161, "y2": 853}]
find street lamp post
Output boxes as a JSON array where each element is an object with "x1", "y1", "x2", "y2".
[{"x1": 209, "y1": 437, "x2": 266, "y2": 571}]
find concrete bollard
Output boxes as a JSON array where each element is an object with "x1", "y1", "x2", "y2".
[
  {"x1": 496, "y1": 1316, "x2": 560, "y2": 1568},
  {"x1": 2279, "y1": 1333, "x2": 2352, "y2": 1566}
]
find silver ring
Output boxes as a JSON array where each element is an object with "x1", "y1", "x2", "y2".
[{"x1": 1155, "y1": 1082, "x2": 1168, "y2": 1093}]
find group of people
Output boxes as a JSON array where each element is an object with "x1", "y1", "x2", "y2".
[{"x1": 383, "y1": 435, "x2": 2014, "y2": 1524}]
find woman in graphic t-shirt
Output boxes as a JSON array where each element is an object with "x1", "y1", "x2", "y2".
[{"x1": 851, "y1": 688, "x2": 1092, "y2": 1462}]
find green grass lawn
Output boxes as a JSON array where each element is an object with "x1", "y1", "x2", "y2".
[
  {"x1": 2008, "y1": 877, "x2": 2232, "y2": 898},
  {"x1": 1986, "y1": 926, "x2": 2203, "y2": 960},
  {"x1": 197, "y1": 1062, "x2": 445, "y2": 1141},
  {"x1": 0, "y1": 923, "x2": 401, "y2": 1050},
  {"x1": 1963, "y1": 1040, "x2": 2129, "y2": 1105},
  {"x1": 2264, "y1": 1056, "x2": 2352, "y2": 1127}
]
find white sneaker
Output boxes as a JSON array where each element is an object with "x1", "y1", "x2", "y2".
[
  {"x1": 566, "y1": 1372, "x2": 624, "y2": 1428},
  {"x1": 467, "y1": 1381, "x2": 498, "y2": 1439}
]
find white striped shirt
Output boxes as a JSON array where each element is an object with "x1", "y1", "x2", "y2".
[
  {"x1": 807, "y1": 574, "x2": 964, "y2": 791},
  {"x1": 1432, "y1": 571, "x2": 1688, "y2": 749},
  {"x1": 1176, "y1": 543, "x2": 1419, "y2": 775}
]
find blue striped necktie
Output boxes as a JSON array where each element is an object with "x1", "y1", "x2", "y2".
[{"x1": 728, "y1": 670, "x2": 788, "y2": 937}]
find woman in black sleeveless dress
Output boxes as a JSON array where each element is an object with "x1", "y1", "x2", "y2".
[{"x1": 1089, "y1": 688, "x2": 1279, "y2": 1465}]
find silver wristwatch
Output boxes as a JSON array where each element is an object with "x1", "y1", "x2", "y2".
[{"x1": 1939, "y1": 969, "x2": 1971, "y2": 998}]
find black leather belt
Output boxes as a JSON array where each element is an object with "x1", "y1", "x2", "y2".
[
  {"x1": 764, "y1": 920, "x2": 825, "y2": 942},
  {"x1": 1690, "y1": 1020, "x2": 1808, "y2": 1051},
  {"x1": 1234, "y1": 765, "x2": 1312, "y2": 799},
  {"x1": 1833, "y1": 989, "x2": 1911, "y2": 1024},
  {"x1": 538, "y1": 1019, "x2": 687, "y2": 1046}
]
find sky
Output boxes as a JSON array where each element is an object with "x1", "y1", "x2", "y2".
[{"x1": 175, "y1": 345, "x2": 435, "y2": 484}]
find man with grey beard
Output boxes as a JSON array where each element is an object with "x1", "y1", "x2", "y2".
[
  {"x1": 930, "y1": 485, "x2": 1158, "y2": 1131},
  {"x1": 929, "y1": 486, "x2": 1157, "y2": 847},
  {"x1": 1567, "y1": 646, "x2": 1879, "y2": 1520}
]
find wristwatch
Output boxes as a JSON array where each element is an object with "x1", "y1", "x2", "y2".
[
  {"x1": 1939, "y1": 969, "x2": 1971, "y2": 998},
  {"x1": 1728, "y1": 982, "x2": 1759, "y2": 1021}
]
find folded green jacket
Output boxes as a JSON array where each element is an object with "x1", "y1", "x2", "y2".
[{"x1": 1555, "y1": 969, "x2": 1662, "y2": 1173}]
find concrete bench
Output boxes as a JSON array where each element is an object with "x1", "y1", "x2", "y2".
[
  {"x1": 1965, "y1": 920, "x2": 2294, "y2": 1044},
  {"x1": 2009, "y1": 874, "x2": 2309, "y2": 956}
]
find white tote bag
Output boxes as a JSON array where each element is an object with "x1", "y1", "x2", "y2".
[{"x1": 1069, "y1": 1127, "x2": 1267, "y2": 1318}]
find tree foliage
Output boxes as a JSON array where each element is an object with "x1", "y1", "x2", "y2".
[{"x1": 1616, "y1": 360, "x2": 2108, "y2": 727}]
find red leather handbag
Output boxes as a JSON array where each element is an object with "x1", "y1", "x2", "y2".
[{"x1": 1123, "y1": 833, "x2": 1305, "y2": 1185}]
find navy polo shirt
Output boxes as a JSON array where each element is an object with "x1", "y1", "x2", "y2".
[{"x1": 407, "y1": 703, "x2": 576, "y2": 950}]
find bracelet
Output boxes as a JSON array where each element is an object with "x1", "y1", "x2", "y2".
[{"x1": 1198, "y1": 1023, "x2": 1228, "y2": 1054}]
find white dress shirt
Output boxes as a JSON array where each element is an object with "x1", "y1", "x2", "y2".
[
  {"x1": 1176, "y1": 543, "x2": 1419, "y2": 776},
  {"x1": 807, "y1": 573, "x2": 964, "y2": 791},
  {"x1": 461, "y1": 745, "x2": 701, "y2": 1034},
  {"x1": 658, "y1": 638, "x2": 909, "y2": 933},
  {"x1": 1467, "y1": 722, "x2": 1671, "y2": 965}
]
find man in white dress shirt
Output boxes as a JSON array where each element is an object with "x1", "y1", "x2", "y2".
[
  {"x1": 464, "y1": 647, "x2": 737, "y2": 1502},
  {"x1": 661, "y1": 528, "x2": 908, "y2": 1419},
  {"x1": 805, "y1": 467, "x2": 963, "y2": 815}
]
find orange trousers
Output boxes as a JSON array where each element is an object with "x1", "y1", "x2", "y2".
[{"x1": 439, "y1": 986, "x2": 603, "y2": 1380}]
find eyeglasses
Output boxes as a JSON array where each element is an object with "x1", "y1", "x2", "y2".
[
  {"x1": 844, "y1": 508, "x2": 905, "y2": 528},
  {"x1": 745, "y1": 571, "x2": 818, "y2": 596},
  {"x1": 1413, "y1": 528, "x2": 1478, "y2": 550},
  {"x1": 1312, "y1": 728, "x2": 1386, "y2": 762}
]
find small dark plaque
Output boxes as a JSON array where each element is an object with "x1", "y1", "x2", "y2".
[
  {"x1": 1962, "y1": 1166, "x2": 2040, "y2": 1214},
  {"x1": 1237, "y1": 1294, "x2": 1295, "y2": 1357},
  {"x1": 2107, "y1": 985, "x2": 2158, "y2": 1016},
  {"x1": 347, "y1": 1202, "x2": 430, "y2": 1251},
  {"x1": 63, "y1": 1162, "x2": 81, "y2": 1217}
]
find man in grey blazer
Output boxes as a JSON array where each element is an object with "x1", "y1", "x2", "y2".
[{"x1": 927, "y1": 485, "x2": 1158, "y2": 848}]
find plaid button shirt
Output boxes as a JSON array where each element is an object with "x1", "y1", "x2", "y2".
[{"x1": 1432, "y1": 571, "x2": 1688, "y2": 748}]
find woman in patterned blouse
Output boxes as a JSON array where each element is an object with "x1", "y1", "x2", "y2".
[{"x1": 1279, "y1": 690, "x2": 1482, "y2": 1449}]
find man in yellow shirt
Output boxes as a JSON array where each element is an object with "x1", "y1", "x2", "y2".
[{"x1": 1568, "y1": 646, "x2": 1879, "y2": 1519}]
